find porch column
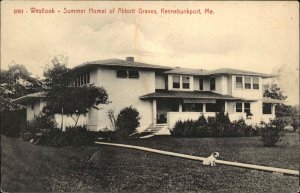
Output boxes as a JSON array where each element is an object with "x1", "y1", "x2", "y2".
[
  {"x1": 224, "y1": 101, "x2": 228, "y2": 113},
  {"x1": 152, "y1": 99, "x2": 157, "y2": 124},
  {"x1": 272, "y1": 104, "x2": 276, "y2": 116},
  {"x1": 179, "y1": 102, "x2": 182, "y2": 112},
  {"x1": 203, "y1": 103, "x2": 206, "y2": 113}
]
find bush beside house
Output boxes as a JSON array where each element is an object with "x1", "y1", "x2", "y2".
[
  {"x1": 20, "y1": 115, "x2": 99, "y2": 147},
  {"x1": 115, "y1": 106, "x2": 141, "y2": 138},
  {"x1": 171, "y1": 113, "x2": 257, "y2": 138}
]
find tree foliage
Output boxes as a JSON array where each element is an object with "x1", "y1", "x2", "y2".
[
  {"x1": 0, "y1": 64, "x2": 42, "y2": 111},
  {"x1": 263, "y1": 83, "x2": 287, "y2": 100},
  {"x1": 43, "y1": 84, "x2": 109, "y2": 126}
]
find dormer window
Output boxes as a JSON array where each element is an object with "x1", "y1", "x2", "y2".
[
  {"x1": 182, "y1": 76, "x2": 190, "y2": 89},
  {"x1": 173, "y1": 76, "x2": 180, "y2": 88}
]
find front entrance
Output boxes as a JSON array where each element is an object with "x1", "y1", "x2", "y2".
[{"x1": 156, "y1": 99, "x2": 179, "y2": 123}]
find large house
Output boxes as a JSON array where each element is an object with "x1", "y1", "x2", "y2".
[{"x1": 14, "y1": 57, "x2": 280, "y2": 135}]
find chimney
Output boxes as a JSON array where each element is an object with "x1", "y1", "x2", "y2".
[{"x1": 126, "y1": 56, "x2": 134, "y2": 62}]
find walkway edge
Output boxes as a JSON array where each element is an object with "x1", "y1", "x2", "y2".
[{"x1": 95, "y1": 141, "x2": 299, "y2": 177}]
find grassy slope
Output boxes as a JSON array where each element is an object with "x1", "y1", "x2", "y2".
[{"x1": 1, "y1": 134, "x2": 299, "y2": 192}]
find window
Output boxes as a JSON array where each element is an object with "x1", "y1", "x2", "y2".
[
  {"x1": 128, "y1": 70, "x2": 139, "y2": 78},
  {"x1": 253, "y1": 77, "x2": 259, "y2": 89},
  {"x1": 236, "y1": 102, "x2": 243, "y2": 112},
  {"x1": 173, "y1": 76, "x2": 180, "y2": 89},
  {"x1": 199, "y1": 78, "x2": 203, "y2": 90},
  {"x1": 210, "y1": 78, "x2": 215, "y2": 90},
  {"x1": 244, "y1": 77, "x2": 251, "y2": 89},
  {"x1": 236, "y1": 76, "x2": 243, "y2": 89},
  {"x1": 76, "y1": 72, "x2": 90, "y2": 86},
  {"x1": 206, "y1": 103, "x2": 219, "y2": 112},
  {"x1": 183, "y1": 103, "x2": 203, "y2": 112},
  {"x1": 182, "y1": 76, "x2": 190, "y2": 89},
  {"x1": 244, "y1": 102, "x2": 251, "y2": 115},
  {"x1": 117, "y1": 70, "x2": 128, "y2": 78},
  {"x1": 263, "y1": 103, "x2": 272, "y2": 114}
]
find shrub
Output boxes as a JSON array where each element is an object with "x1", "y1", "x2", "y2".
[
  {"x1": 224, "y1": 119, "x2": 257, "y2": 137},
  {"x1": 64, "y1": 125, "x2": 97, "y2": 146},
  {"x1": 171, "y1": 113, "x2": 257, "y2": 138},
  {"x1": 259, "y1": 118, "x2": 288, "y2": 147},
  {"x1": 20, "y1": 114, "x2": 57, "y2": 142},
  {"x1": 115, "y1": 106, "x2": 140, "y2": 138}
]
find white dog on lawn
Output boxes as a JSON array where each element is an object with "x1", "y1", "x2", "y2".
[{"x1": 202, "y1": 152, "x2": 220, "y2": 166}]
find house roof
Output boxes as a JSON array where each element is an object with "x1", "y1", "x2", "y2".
[
  {"x1": 164, "y1": 67, "x2": 274, "y2": 78},
  {"x1": 201, "y1": 68, "x2": 275, "y2": 78},
  {"x1": 12, "y1": 92, "x2": 46, "y2": 103},
  {"x1": 163, "y1": 67, "x2": 208, "y2": 76},
  {"x1": 68, "y1": 59, "x2": 173, "y2": 74},
  {"x1": 140, "y1": 89, "x2": 243, "y2": 100}
]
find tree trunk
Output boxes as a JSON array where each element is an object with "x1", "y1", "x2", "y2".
[{"x1": 61, "y1": 107, "x2": 64, "y2": 131}]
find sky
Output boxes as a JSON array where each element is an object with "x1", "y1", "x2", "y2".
[{"x1": 1, "y1": 1, "x2": 299, "y2": 105}]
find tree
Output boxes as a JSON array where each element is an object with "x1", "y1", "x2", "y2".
[
  {"x1": 263, "y1": 83, "x2": 299, "y2": 131},
  {"x1": 263, "y1": 83, "x2": 287, "y2": 100},
  {"x1": 43, "y1": 84, "x2": 109, "y2": 128},
  {"x1": 1, "y1": 64, "x2": 42, "y2": 99},
  {"x1": 43, "y1": 55, "x2": 69, "y2": 90}
]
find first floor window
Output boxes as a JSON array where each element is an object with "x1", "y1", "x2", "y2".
[
  {"x1": 236, "y1": 76, "x2": 243, "y2": 89},
  {"x1": 183, "y1": 103, "x2": 203, "y2": 112},
  {"x1": 182, "y1": 76, "x2": 190, "y2": 89},
  {"x1": 210, "y1": 78, "x2": 216, "y2": 90},
  {"x1": 173, "y1": 76, "x2": 180, "y2": 89},
  {"x1": 244, "y1": 102, "x2": 251, "y2": 116},
  {"x1": 236, "y1": 102, "x2": 243, "y2": 112},
  {"x1": 263, "y1": 103, "x2": 272, "y2": 114},
  {"x1": 253, "y1": 77, "x2": 259, "y2": 89}
]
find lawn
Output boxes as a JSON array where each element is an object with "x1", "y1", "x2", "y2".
[{"x1": 1, "y1": 133, "x2": 299, "y2": 192}]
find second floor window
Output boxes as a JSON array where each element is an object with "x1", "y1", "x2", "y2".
[
  {"x1": 253, "y1": 77, "x2": 259, "y2": 89},
  {"x1": 182, "y1": 76, "x2": 190, "y2": 89},
  {"x1": 76, "y1": 72, "x2": 90, "y2": 86},
  {"x1": 117, "y1": 70, "x2": 139, "y2": 79},
  {"x1": 173, "y1": 76, "x2": 180, "y2": 89},
  {"x1": 117, "y1": 70, "x2": 127, "y2": 78},
  {"x1": 236, "y1": 76, "x2": 243, "y2": 89},
  {"x1": 210, "y1": 78, "x2": 215, "y2": 90},
  {"x1": 244, "y1": 77, "x2": 251, "y2": 89},
  {"x1": 199, "y1": 78, "x2": 203, "y2": 90},
  {"x1": 128, "y1": 70, "x2": 139, "y2": 78}
]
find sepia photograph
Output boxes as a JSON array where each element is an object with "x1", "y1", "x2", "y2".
[{"x1": 1, "y1": 1, "x2": 299, "y2": 192}]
